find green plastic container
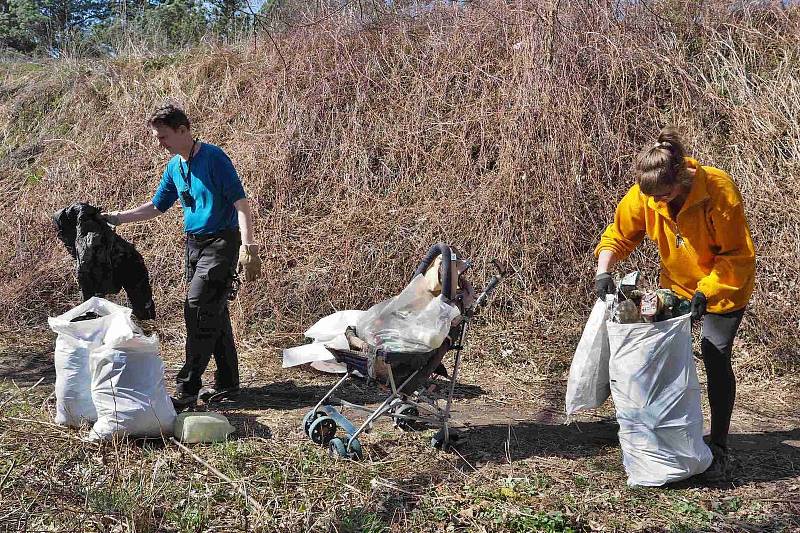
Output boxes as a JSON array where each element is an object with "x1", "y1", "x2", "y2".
[{"x1": 174, "y1": 412, "x2": 235, "y2": 443}]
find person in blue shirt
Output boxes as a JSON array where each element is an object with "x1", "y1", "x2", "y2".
[{"x1": 103, "y1": 104, "x2": 261, "y2": 408}]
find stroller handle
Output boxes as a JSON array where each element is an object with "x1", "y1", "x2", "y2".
[
  {"x1": 412, "y1": 242, "x2": 456, "y2": 300},
  {"x1": 471, "y1": 259, "x2": 515, "y2": 313}
]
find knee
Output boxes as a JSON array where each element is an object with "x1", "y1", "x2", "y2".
[
  {"x1": 701, "y1": 336, "x2": 733, "y2": 361},
  {"x1": 185, "y1": 302, "x2": 223, "y2": 337}
]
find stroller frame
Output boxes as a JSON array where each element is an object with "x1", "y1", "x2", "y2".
[{"x1": 302, "y1": 243, "x2": 512, "y2": 459}]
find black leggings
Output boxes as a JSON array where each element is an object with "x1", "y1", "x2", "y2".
[{"x1": 701, "y1": 308, "x2": 745, "y2": 451}]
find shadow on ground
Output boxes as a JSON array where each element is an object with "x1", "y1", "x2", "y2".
[
  {"x1": 457, "y1": 419, "x2": 621, "y2": 463},
  {"x1": 216, "y1": 379, "x2": 486, "y2": 411},
  {"x1": 0, "y1": 340, "x2": 55, "y2": 386},
  {"x1": 461, "y1": 417, "x2": 800, "y2": 485}
]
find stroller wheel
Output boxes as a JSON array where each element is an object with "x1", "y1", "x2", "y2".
[
  {"x1": 329, "y1": 437, "x2": 364, "y2": 460},
  {"x1": 394, "y1": 405, "x2": 420, "y2": 431},
  {"x1": 329, "y1": 438, "x2": 347, "y2": 458},
  {"x1": 302, "y1": 410, "x2": 325, "y2": 437},
  {"x1": 431, "y1": 428, "x2": 460, "y2": 451},
  {"x1": 309, "y1": 416, "x2": 337, "y2": 445}
]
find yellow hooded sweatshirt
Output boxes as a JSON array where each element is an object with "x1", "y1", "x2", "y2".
[{"x1": 595, "y1": 158, "x2": 755, "y2": 314}]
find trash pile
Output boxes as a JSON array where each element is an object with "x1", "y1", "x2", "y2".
[
  {"x1": 355, "y1": 274, "x2": 461, "y2": 354},
  {"x1": 566, "y1": 272, "x2": 712, "y2": 486},
  {"x1": 282, "y1": 257, "x2": 464, "y2": 372},
  {"x1": 609, "y1": 271, "x2": 691, "y2": 324}
]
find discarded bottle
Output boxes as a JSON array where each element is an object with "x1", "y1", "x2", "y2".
[{"x1": 174, "y1": 412, "x2": 235, "y2": 443}]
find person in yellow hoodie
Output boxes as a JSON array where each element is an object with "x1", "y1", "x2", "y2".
[{"x1": 594, "y1": 127, "x2": 755, "y2": 481}]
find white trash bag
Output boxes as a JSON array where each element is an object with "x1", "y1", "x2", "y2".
[
  {"x1": 356, "y1": 275, "x2": 460, "y2": 353},
  {"x1": 282, "y1": 310, "x2": 364, "y2": 370},
  {"x1": 565, "y1": 297, "x2": 612, "y2": 417},
  {"x1": 47, "y1": 297, "x2": 132, "y2": 427},
  {"x1": 89, "y1": 313, "x2": 176, "y2": 441},
  {"x1": 607, "y1": 315, "x2": 712, "y2": 486}
]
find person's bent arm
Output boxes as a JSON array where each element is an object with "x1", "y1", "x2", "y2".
[
  {"x1": 596, "y1": 249, "x2": 619, "y2": 275},
  {"x1": 234, "y1": 198, "x2": 255, "y2": 245},
  {"x1": 103, "y1": 201, "x2": 162, "y2": 225},
  {"x1": 592, "y1": 185, "x2": 646, "y2": 298}
]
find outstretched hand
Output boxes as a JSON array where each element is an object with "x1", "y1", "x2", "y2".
[
  {"x1": 100, "y1": 212, "x2": 121, "y2": 226},
  {"x1": 594, "y1": 272, "x2": 616, "y2": 300}
]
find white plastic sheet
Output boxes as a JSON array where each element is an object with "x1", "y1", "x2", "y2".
[
  {"x1": 565, "y1": 298, "x2": 612, "y2": 417},
  {"x1": 282, "y1": 310, "x2": 364, "y2": 369},
  {"x1": 356, "y1": 275, "x2": 460, "y2": 353},
  {"x1": 607, "y1": 315, "x2": 712, "y2": 486},
  {"x1": 88, "y1": 312, "x2": 176, "y2": 441},
  {"x1": 48, "y1": 297, "x2": 132, "y2": 427}
]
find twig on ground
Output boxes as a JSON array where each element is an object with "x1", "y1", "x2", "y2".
[
  {"x1": 0, "y1": 377, "x2": 45, "y2": 411},
  {"x1": 170, "y1": 437, "x2": 265, "y2": 514},
  {"x1": 0, "y1": 458, "x2": 17, "y2": 491}
]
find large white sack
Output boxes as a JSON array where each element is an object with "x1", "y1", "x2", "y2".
[
  {"x1": 52, "y1": 336, "x2": 97, "y2": 427},
  {"x1": 565, "y1": 298, "x2": 611, "y2": 417},
  {"x1": 89, "y1": 313, "x2": 176, "y2": 441},
  {"x1": 48, "y1": 297, "x2": 132, "y2": 427},
  {"x1": 607, "y1": 315, "x2": 712, "y2": 486},
  {"x1": 304, "y1": 310, "x2": 365, "y2": 342}
]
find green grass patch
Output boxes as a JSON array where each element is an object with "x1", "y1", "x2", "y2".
[{"x1": 337, "y1": 508, "x2": 389, "y2": 533}]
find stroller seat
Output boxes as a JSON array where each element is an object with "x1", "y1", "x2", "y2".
[{"x1": 327, "y1": 327, "x2": 454, "y2": 394}]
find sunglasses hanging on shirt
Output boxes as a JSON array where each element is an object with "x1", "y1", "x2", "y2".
[{"x1": 178, "y1": 138, "x2": 199, "y2": 209}]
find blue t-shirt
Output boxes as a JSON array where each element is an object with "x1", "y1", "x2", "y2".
[{"x1": 152, "y1": 143, "x2": 247, "y2": 234}]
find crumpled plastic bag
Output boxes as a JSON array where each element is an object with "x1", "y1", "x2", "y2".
[
  {"x1": 282, "y1": 310, "x2": 364, "y2": 369},
  {"x1": 565, "y1": 297, "x2": 612, "y2": 418},
  {"x1": 356, "y1": 275, "x2": 460, "y2": 353}
]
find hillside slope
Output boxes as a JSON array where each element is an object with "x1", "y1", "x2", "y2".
[{"x1": 1, "y1": 2, "x2": 798, "y2": 372}]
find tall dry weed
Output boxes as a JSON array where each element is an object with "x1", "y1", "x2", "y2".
[{"x1": 1, "y1": 0, "x2": 797, "y2": 373}]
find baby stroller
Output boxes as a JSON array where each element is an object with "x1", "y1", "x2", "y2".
[{"x1": 301, "y1": 243, "x2": 512, "y2": 459}]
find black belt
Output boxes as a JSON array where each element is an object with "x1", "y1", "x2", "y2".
[{"x1": 186, "y1": 228, "x2": 240, "y2": 241}]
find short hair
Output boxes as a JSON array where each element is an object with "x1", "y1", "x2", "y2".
[
  {"x1": 635, "y1": 127, "x2": 693, "y2": 196},
  {"x1": 147, "y1": 104, "x2": 191, "y2": 130}
]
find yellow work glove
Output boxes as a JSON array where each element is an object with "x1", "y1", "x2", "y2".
[{"x1": 237, "y1": 244, "x2": 262, "y2": 282}]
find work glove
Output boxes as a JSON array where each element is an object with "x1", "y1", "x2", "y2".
[
  {"x1": 594, "y1": 272, "x2": 616, "y2": 300},
  {"x1": 237, "y1": 244, "x2": 262, "y2": 282},
  {"x1": 100, "y1": 212, "x2": 121, "y2": 226},
  {"x1": 690, "y1": 291, "x2": 707, "y2": 322}
]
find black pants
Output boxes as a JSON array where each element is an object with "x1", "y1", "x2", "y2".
[
  {"x1": 700, "y1": 308, "x2": 746, "y2": 451},
  {"x1": 175, "y1": 229, "x2": 240, "y2": 396}
]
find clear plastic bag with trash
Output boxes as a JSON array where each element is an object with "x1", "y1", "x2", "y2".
[{"x1": 356, "y1": 274, "x2": 460, "y2": 353}]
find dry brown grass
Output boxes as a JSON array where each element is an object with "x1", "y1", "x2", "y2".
[
  {"x1": 3, "y1": 4, "x2": 800, "y2": 530},
  {"x1": 1, "y1": 2, "x2": 798, "y2": 375}
]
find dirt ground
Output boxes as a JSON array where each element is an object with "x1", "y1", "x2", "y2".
[{"x1": 2, "y1": 326, "x2": 800, "y2": 531}]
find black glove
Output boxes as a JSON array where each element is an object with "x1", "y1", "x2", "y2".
[
  {"x1": 594, "y1": 272, "x2": 616, "y2": 300},
  {"x1": 690, "y1": 291, "x2": 707, "y2": 322}
]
